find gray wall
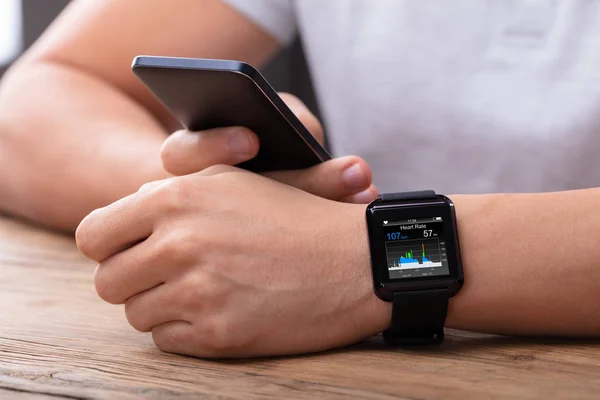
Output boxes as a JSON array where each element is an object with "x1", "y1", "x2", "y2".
[{"x1": 21, "y1": 0, "x2": 71, "y2": 49}]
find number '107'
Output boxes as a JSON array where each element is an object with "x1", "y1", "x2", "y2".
[
  {"x1": 387, "y1": 232, "x2": 402, "y2": 240},
  {"x1": 387, "y1": 230, "x2": 434, "y2": 240}
]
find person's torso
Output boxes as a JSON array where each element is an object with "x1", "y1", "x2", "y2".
[{"x1": 294, "y1": 0, "x2": 600, "y2": 193}]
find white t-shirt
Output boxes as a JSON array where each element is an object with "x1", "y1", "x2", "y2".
[{"x1": 224, "y1": 0, "x2": 600, "y2": 194}]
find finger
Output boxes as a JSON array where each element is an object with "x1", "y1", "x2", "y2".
[
  {"x1": 279, "y1": 92, "x2": 324, "y2": 144},
  {"x1": 151, "y1": 320, "x2": 195, "y2": 356},
  {"x1": 263, "y1": 156, "x2": 372, "y2": 201},
  {"x1": 93, "y1": 229, "x2": 187, "y2": 304},
  {"x1": 125, "y1": 283, "x2": 186, "y2": 332},
  {"x1": 152, "y1": 320, "x2": 255, "y2": 359},
  {"x1": 341, "y1": 184, "x2": 380, "y2": 204},
  {"x1": 76, "y1": 179, "x2": 177, "y2": 262},
  {"x1": 161, "y1": 127, "x2": 259, "y2": 176}
]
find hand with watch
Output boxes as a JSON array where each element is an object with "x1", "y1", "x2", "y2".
[
  {"x1": 366, "y1": 191, "x2": 464, "y2": 345},
  {"x1": 77, "y1": 166, "x2": 464, "y2": 358}
]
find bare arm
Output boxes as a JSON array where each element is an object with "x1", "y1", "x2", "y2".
[
  {"x1": 75, "y1": 170, "x2": 600, "y2": 359},
  {"x1": 445, "y1": 189, "x2": 600, "y2": 336},
  {"x1": 359, "y1": 189, "x2": 600, "y2": 338},
  {"x1": 0, "y1": 0, "x2": 280, "y2": 231}
]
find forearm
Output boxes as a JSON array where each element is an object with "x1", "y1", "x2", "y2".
[
  {"x1": 0, "y1": 60, "x2": 170, "y2": 231},
  {"x1": 356, "y1": 189, "x2": 600, "y2": 338},
  {"x1": 446, "y1": 189, "x2": 600, "y2": 336}
]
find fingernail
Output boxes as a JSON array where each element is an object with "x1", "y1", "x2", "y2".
[
  {"x1": 227, "y1": 129, "x2": 254, "y2": 155},
  {"x1": 342, "y1": 163, "x2": 367, "y2": 190}
]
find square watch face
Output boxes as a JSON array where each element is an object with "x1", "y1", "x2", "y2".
[{"x1": 366, "y1": 198, "x2": 463, "y2": 298}]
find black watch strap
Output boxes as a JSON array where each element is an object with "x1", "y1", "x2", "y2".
[
  {"x1": 379, "y1": 190, "x2": 449, "y2": 345},
  {"x1": 380, "y1": 190, "x2": 437, "y2": 202},
  {"x1": 383, "y1": 289, "x2": 448, "y2": 344}
]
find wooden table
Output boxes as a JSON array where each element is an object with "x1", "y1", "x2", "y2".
[{"x1": 1, "y1": 215, "x2": 600, "y2": 399}]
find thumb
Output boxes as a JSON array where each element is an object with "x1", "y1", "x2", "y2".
[{"x1": 263, "y1": 156, "x2": 378, "y2": 203}]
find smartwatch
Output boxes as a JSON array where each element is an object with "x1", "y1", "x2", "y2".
[{"x1": 365, "y1": 191, "x2": 463, "y2": 345}]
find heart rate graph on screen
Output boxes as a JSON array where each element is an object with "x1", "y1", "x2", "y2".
[
  {"x1": 386, "y1": 240, "x2": 443, "y2": 270},
  {"x1": 383, "y1": 217, "x2": 451, "y2": 279}
]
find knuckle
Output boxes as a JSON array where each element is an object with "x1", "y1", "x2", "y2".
[
  {"x1": 138, "y1": 180, "x2": 161, "y2": 193},
  {"x1": 180, "y1": 272, "x2": 207, "y2": 310},
  {"x1": 149, "y1": 179, "x2": 189, "y2": 214},
  {"x1": 181, "y1": 271, "x2": 227, "y2": 310},
  {"x1": 154, "y1": 232, "x2": 182, "y2": 263},
  {"x1": 177, "y1": 276, "x2": 247, "y2": 355},
  {"x1": 153, "y1": 227, "x2": 205, "y2": 269},
  {"x1": 175, "y1": 228, "x2": 204, "y2": 263},
  {"x1": 203, "y1": 277, "x2": 229, "y2": 302},
  {"x1": 200, "y1": 315, "x2": 247, "y2": 353}
]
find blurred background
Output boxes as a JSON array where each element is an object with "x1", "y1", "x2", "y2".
[{"x1": 0, "y1": 0, "x2": 322, "y2": 120}]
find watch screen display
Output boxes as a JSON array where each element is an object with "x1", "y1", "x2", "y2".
[{"x1": 383, "y1": 217, "x2": 450, "y2": 279}]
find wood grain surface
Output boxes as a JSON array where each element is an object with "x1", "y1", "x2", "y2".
[{"x1": 1, "y1": 214, "x2": 599, "y2": 399}]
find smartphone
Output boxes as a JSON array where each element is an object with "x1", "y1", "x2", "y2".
[{"x1": 132, "y1": 56, "x2": 331, "y2": 172}]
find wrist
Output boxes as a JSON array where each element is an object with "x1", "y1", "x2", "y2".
[{"x1": 343, "y1": 203, "x2": 392, "y2": 339}]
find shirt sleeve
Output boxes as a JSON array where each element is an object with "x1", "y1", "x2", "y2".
[{"x1": 220, "y1": 0, "x2": 297, "y2": 45}]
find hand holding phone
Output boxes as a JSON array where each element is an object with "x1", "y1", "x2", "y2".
[
  {"x1": 132, "y1": 56, "x2": 331, "y2": 173},
  {"x1": 159, "y1": 93, "x2": 323, "y2": 176},
  {"x1": 132, "y1": 55, "x2": 377, "y2": 203}
]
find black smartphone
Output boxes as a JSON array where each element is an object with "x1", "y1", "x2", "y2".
[{"x1": 132, "y1": 56, "x2": 331, "y2": 172}]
